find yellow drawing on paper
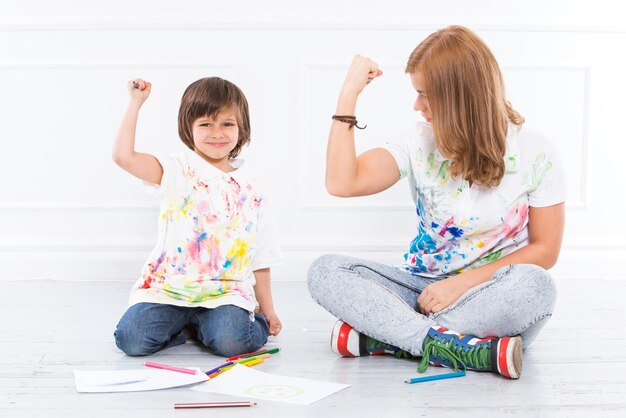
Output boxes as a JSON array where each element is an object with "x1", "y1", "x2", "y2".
[{"x1": 246, "y1": 384, "x2": 304, "y2": 398}]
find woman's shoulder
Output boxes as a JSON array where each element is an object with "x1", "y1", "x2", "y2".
[
  {"x1": 511, "y1": 125, "x2": 557, "y2": 153},
  {"x1": 509, "y1": 126, "x2": 561, "y2": 173},
  {"x1": 408, "y1": 120, "x2": 434, "y2": 140},
  {"x1": 390, "y1": 121, "x2": 435, "y2": 150}
]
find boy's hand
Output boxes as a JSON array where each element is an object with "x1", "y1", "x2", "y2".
[
  {"x1": 261, "y1": 309, "x2": 282, "y2": 336},
  {"x1": 128, "y1": 79, "x2": 152, "y2": 103}
]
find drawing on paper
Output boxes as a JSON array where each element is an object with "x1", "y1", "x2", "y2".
[{"x1": 246, "y1": 384, "x2": 304, "y2": 398}]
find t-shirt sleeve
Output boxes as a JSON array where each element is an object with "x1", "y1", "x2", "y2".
[
  {"x1": 143, "y1": 153, "x2": 181, "y2": 199},
  {"x1": 381, "y1": 128, "x2": 411, "y2": 180},
  {"x1": 251, "y1": 192, "x2": 283, "y2": 271},
  {"x1": 528, "y1": 141, "x2": 566, "y2": 207}
]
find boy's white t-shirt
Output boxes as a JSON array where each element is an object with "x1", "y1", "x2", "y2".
[
  {"x1": 128, "y1": 150, "x2": 282, "y2": 314},
  {"x1": 383, "y1": 121, "x2": 565, "y2": 277}
]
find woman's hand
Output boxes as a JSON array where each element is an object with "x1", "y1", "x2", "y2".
[
  {"x1": 128, "y1": 79, "x2": 152, "y2": 104},
  {"x1": 340, "y1": 55, "x2": 383, "y2": 97},
  {"x1": 260, "y1": 308, "x2": 282, "y2": 336},
  {"x1": 417, "y1": 273, "x2": 474, "y2": 315}
]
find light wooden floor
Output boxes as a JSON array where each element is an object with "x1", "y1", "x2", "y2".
[{"x1": 2, "y1": 278, "x2": 625, "y2": 418}]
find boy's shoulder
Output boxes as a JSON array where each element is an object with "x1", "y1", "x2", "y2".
[{"x1": 231, "y1": 159, "x2": 266, "y2": 188}]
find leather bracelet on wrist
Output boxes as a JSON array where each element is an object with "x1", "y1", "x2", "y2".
[{"x1": 332, "y1": 115, "x2": 367, "y2": 130}]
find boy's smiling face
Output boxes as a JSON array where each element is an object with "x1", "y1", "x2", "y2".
[{"x1": 192, "y1": 107, "x2": 239, "y2": 171}]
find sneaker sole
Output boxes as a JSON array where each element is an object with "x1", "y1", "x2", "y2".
[
  {"x1": 496, "y1": 336, "x2": 522, "y2": 379},
  {"x1": 330, "y1": 320, "x2": 361, "y2": 357}
]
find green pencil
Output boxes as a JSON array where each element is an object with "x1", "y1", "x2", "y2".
[{"x1": 239, "y1": 347, "x2": 279, "y2": 359}]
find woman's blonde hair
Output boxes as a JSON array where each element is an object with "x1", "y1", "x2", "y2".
[{"x1": 405, "y1": 25, "x2": 524, "y2": 187}]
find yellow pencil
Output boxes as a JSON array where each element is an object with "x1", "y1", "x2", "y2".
[{"x1": 241, "y1": 358, "x2": 263, "y2": 367}]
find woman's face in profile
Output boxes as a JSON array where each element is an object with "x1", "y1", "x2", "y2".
[{"x1": 410, "y1": 71, "x2": 431, "y2": 124}]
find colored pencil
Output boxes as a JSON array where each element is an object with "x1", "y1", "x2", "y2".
[
  {"x1": 208, "y1": 358, "x2": 264, "y2": 378},
  {"x1": 226, "y1": 348, "x2": 267, "y2": 361},
  {"x1": 239, "y1": 357, "x2": 264, "y2": 367},
  {"x1": 235, "y1": 347, "x2": 280, "y2": 360},
  {"x1": 143, "y1": 361, "x2": 197, "y2": 375},
  {"x1": 404, "y1": 371, "x2": 466, "y2": 384},
  {"x1": 232, "y1": 353, "x2": 270, "y2": 363},
  {"x1": 204, "y1": 361, "x2": 234, "y2": 376},
  {"x1": 204, "y1": 354, "x2": 268, "y2": 376},
  {"x1": 174, "y1": 401, "x2": 256, "y2": 409}
]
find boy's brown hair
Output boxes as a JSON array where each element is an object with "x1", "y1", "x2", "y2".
[
  {"x1": 406, "y1": 25, "x2": 524, "y2": 187},
  {"x1": 178, "y1": 77, "x2": 251, "y2": 158}
]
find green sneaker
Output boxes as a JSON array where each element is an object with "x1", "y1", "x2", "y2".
[
  {"x1": 330, "y1": 320, "x2": 413, "y2": 359},
  {"x1": 419, "y1": 326, "x2": 522, "y2": 379}
]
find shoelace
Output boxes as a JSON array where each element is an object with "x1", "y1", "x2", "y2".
[
  {"x1": 366, "y1": 338, "x2": 413, "y2": 359},
  {"x1": 418, "y1": 334, "x2": 490, "y2": 373}
]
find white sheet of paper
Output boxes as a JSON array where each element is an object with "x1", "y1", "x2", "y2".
[
  {"x1": 73, "y1": 368, "x2": 208, "y2": 393},
  {"x1": 192, "y1": 364, "x2": 350, "y2": 405}
]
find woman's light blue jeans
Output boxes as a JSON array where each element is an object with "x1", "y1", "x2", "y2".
[
  {"x1": 114, "y1": 303, "x2": 269, "y2": 358},
  {"x1": 307, "y1": 254, "x2": 556, "y2": 355}
]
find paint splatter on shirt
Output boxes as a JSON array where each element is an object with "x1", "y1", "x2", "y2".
[
  {"x1": 128, "y1": 151, "x2": 281, "y2": 313},
  {"x1": 384, "y1": 122, "x2": 565, "y2": 277}
]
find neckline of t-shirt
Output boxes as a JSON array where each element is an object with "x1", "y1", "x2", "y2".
[{"x1": 185, "y1": 150, "x2": 247, "y2": 179}]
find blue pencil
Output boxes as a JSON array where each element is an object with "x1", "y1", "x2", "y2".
[{"x1": 404, "y1": 371, "x2": 466, "y2": 384}]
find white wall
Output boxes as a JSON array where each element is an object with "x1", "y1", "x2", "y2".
[{"x1": 1, "y1": 1, "x2": 625, "y2": 281}]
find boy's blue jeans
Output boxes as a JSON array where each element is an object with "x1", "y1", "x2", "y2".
[
  {"x1": 114, "y1": 303, "x2": 269, "y2": 358},
  {"x1": 307, "y1": 254, "x2": 557, "y2": 355}
]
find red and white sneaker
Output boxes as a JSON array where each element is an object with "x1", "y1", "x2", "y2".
[{"x1": 330, "y1": 320, "x2": 413, "y2": 358}]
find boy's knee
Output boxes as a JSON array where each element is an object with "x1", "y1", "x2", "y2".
[
  {"x1": 198, "y1": 306, "x2": 267, "y2": 357},
  {"x1": 114, "y1": 326, "x2": 158, "y2": 356},
  {"x1": 211, "y1": 337, "x2": 259, "y2": 358},
  {"x1": 207, "y1": 324, "x2": 264, "y2": 358}
]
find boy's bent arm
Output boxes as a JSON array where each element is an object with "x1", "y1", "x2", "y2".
[
  {"x1": 112, "y1": 80, "x2": 163, "y2": 185},
  {"x1": 253, "y1": 268, "x2": 282, "y2": 336}
]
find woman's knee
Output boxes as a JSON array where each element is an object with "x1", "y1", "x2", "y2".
[
  {"x1": 307, "y1": 254, "x2": 346, "y2": 297},
  {"x1": 508, "y1": 264, "x2": 557, "y2": 313},
  {"x1": 494, "y1": 264, "x2": 557, "y2": 340}
]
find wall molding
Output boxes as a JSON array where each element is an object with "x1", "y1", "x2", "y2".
[
  {"x1": 0, "y1": 202, "x2": 158, "y2": 211},
  {"x1": 0, "y1": 245, "x2": 624, "y2": 281},
  {"x1": 0, "y1": 61, "x2": 232, "y2": 70},
  {"x1": 1, "y1": 238, "x2": 624, "y2": 253},
  {"x1": 1, "y1": 16, "x2": 625, "y2": 33}
]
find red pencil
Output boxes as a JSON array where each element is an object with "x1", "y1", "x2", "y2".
[{"x1": 226, "y1": 349, "x2": 266, "y2": 361}]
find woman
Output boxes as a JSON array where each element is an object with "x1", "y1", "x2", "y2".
[{"x1": 307, "y1": 25, "x2": 564, "y2": 379}]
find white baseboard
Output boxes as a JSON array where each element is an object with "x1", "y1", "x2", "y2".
[{"x1": 0, "y1": 247, "x2": 623, "y2": 281}]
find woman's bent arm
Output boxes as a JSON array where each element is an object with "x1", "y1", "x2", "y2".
[{"x1": 326, "y1": 56, "x2": 400, "y2": 197}]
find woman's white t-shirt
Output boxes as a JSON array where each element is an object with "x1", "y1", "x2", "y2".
[{"x1": 383, "y1": 122, "x2": 565, "y2": 277}]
